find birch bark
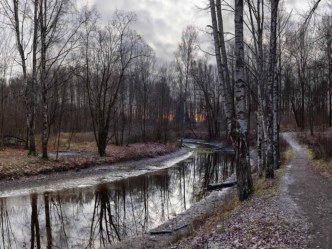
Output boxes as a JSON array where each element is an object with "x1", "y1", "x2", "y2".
[
  {"x1": 40, "y1": 0, "x2": 48, "y2": 159},
  {"x1": 209, "y1": 0, "x2": 235, "y2": 138},
  {"x1": 234, "y1": 0, "x2": 253, "y2": 200},
  {"x1": 266, "y1": 0, "x2": 279, "y2": 177},
  {"x1": 248, "y1": 0, "x2": 266, "y2": 177},
  {"x1": 9, "y1": 0, "x2": 38, "y2": 155}
]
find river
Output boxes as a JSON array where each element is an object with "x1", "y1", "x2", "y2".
[{"x1": 0, "y1": 145, "x2": 234, "y2": 248}]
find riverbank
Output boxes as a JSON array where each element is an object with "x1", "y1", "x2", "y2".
[
  {"x1": 0, "y1": 142, "x2": 179, "y2": 181},
  {"x1": 167, "y1": 133, "x2": 332, "y2": 249},
  {"x1": 170, "y1": 165, "x2": 309, "y2": 248}
]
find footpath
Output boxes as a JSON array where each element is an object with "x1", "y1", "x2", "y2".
[{"x1": 283, "y1": 133, "x2": 332, "y2": 248}]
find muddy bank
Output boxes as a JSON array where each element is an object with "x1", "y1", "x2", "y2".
[
  {"x1": 0, "y1": 143, "x2": 178, "y2": 182},
  {"x1": 0, "y1": 149, "x2": 190, "y2": 196}
]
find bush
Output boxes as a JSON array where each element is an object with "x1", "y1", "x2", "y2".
[{"x1": 298, "y1": 133, "x2": 332, "y2": 161}]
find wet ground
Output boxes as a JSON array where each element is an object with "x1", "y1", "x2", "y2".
[
  {"x1": 283, "y1": 133, "x2": 332, "y2": 249},
  {"x1": 0, "y1": 143, "x2": 235, "y2": 248}
]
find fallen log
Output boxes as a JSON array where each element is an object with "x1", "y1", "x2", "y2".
[
  {"x1": 149, "y1": 230, "x2": 172, "y2": 235},
  {"x1": 207, "y1": 181, "x2": 237, "y2": 191},
  {"x1": 149, "y1": 224, "x2": 189, "y2": 235}
]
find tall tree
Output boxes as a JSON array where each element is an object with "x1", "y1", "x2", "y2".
[
  {"x1": 0, "y1": 0, "x2": 38, "y2": 155},
  {"x1": 38, "y1": 0, "x2": 83, "y2": 159},
  {"x1": 210, "y1": 0, "x2": 253, "y2": 200},
  {"x1": 266, "y1": 0, "x2": 280, "y2": 178},
  {"x1": 81, "y1": 11, "x2": 148, "y2": 156},
  {"x1": 175, "y1": 25, "x2": 197, "y2": 142},
  {"x1": 209, "y1": 0, "x2": 235, "y2": 139},
  {"x1": 247, "y1": 0, "x2": 266, "y2": 177},
  {"x1": 234, "y1": 0, "x2": 253, "y2": 200}
]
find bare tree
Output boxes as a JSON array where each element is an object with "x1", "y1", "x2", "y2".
[
  {"x1": 0, "y1": 0, "x2": 39, "y2": 155},
  {"x1": 209, "y1": 0, "x2": 253, "y2": 200},
  {"x1": 266, "y1": 0, "x2": 280, "y2": 178},
  {"x1": 81, "y1": 10, "x2": 148, "y2": 156},
  {"x1": 175, "y1": 25, "x2": 197, "y2": 142},
  {"x1": 39, "y1": 0, "x2": 84, "y2": 159},
  {"x1": 209, "y1": 0, "x2": 235, "y2": 139},
  {"x1": 234, "y1": 0, "x2": 253, "y2": 200},
  {"x1": 247, "y1": 0, "x2": 266, "y2": 177},
  {"x1": 0, "y1": 25, "x2": 14, "y2": 147},
  {"x1": 191, "y1": 59, "x2": 221, "y2": 138}
]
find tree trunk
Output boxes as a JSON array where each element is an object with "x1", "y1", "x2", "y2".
[
  {"x1": 266, "y1": 0, "x2": 279, "y2": 178},
  {"x1": 209, "y1": 0, "x2": 235, "y2": 138},
  {"x1": 97, "y1": 129, "x2": 108, "y2": 157},
  {"x1": 44, "y1": 194, "x2": 52, "y2": 249},
  {"x1": 12, "y1": 0, "x2": 37, "y2": 155},
  {"x1": 234, "y1": 0, "x2": 253, "y2": 201},
  {"x1": 40, "y1": 0, "x2": 49, "y2": 159}
]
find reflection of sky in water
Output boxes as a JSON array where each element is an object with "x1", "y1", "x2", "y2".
[{"x1": 0, "y1": 149, "x2": 234, "y2": 248}]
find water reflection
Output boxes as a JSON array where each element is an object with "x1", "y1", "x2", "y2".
[{"x1": 0, "y1": 149, "x2": 234, "y2": 248}]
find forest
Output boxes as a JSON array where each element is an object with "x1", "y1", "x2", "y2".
[
  {"x1": 1, "y1": 0, "x2": 331, "y2": 192},
  {"x1": 0, "y1": 0, "x2": 331, "y2": 248}
]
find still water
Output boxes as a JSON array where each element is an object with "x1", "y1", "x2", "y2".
[{"x1": 0, "y1": 147, "x2": 234, "y2": 248}]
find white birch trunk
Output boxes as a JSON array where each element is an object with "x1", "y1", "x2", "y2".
[
  {"x1": 234, "y1": 0, "x2": 253, "y2": 200},
  {"x1": 12, "y1": 0, "x2": 37, "y2": 155},
  {"x1": 40, "y1": 0, "x2": 48, "y2": 159},
  {"x1": 209, "y1": 0, "x2": 235, "y2": 138}
]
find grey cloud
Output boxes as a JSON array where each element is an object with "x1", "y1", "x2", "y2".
[{"x1": 90, "y1": 0, "x2": 225, "y2": 61}]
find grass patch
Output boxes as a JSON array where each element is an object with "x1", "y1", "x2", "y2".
[
  {"x1": 310, "y1": 158, "x2": 332, "y2": 179},
  {"x1": 297, "y1": 133, "x2": 332, "y2": 161},
  {"x1": 297, "y1": 132, "x2": 332, "y2": 177}
]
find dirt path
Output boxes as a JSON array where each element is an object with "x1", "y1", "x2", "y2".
[{"x1": 282, "y1": 132, "x2": 332, "y2": 249}]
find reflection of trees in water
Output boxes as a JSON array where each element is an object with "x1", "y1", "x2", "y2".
[
  {"x1": 189, "y1": 152, "x2": 235, "y2": 199},
  {"x1": 30, "y1": 192, "x2": 71, "y2": 249},
  {"x1": 52, "y1": 194, "x2": 69, "y2": 249},
  {"x1": 88, "y1": 184, "x2": 121, "y2": 248},
  {"x1": 44, "y1": 194, "x2": 52, "y2": 249},
  {"x1": 30, "y1": 193, "x2": 41, "y2": 249},
  {"x1": 0, "y1": 198, "x2": 17, "y2": 249},
  {"x1": 0, "y1": 149, "x2": 235, "y2": 248}
]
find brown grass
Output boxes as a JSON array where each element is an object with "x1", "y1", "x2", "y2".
[
  {"x1": 297, "y1": 132, "x2": 332, "y2": 160},
  {"x1": 297, "y1": 132, "x2": 332, "y2": 177}
]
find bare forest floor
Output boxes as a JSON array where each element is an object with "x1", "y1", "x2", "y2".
[
  {"x1": 170, "y1": 132, "x2": 332, "y2": 249},
  {"x1": 0, "y1": 142, "x2": 179, "y2": 181}
]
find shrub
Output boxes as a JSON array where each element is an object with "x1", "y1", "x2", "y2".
[{"x1": 298, "y1": 133, "x2": 332, "y2": 161}]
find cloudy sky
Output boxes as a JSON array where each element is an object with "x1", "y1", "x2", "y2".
[{"x1": 83, "y1": 0, "x2": 329, "y2": 61}]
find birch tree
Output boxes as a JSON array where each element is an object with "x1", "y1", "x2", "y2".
[
  {"x1": 209, "y1": 0, "x2": 235, "y2": 139},
  {"x1": 210, "y1": 0, "x2": 253, "y2": 200},
  {"x1": 247, "y1": 0, "x2": 266, "y2": 177},
  {"x1": 0, "y1": 0, "x2": 38, "y2": 155},
  {"x1": 266, "y1": 0, "x2": 280, "y2": 178},
  {"x1": 234, "y1": 0, "x2": 253, "y2": 200}
]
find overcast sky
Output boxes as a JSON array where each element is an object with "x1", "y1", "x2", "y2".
[{"x1": 83, "y1": 0, "x2": 329, "y2": 61}]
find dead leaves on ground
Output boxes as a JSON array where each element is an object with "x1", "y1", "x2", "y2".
[{"x1": 0, "y1": 143, "x2": 178, "y2": 180}]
